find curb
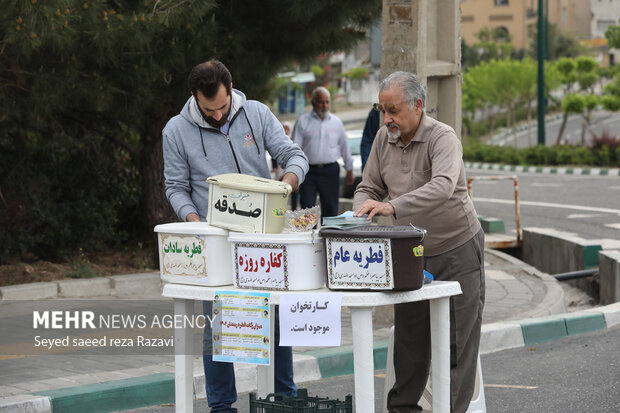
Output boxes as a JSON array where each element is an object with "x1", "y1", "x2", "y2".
[
  {"x1": 0, "y1": 272, "x2": 162, "y2": 301},
  {"x1": 3, "y1": 304, "x2": 619, "y2": 413},
  {"x1": 465, "y1": 162, "x2": 620, "y2": 177}
]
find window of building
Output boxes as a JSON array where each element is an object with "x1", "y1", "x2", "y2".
[
  {"x1": 494, "y1": 0, "x2": 509, "y2": 5},
  {"x1": 562, "y1": 7, "x2": 567, "y2": 24},
  {"x1": 597, "y1": 20, "x2": 615, "y2": 36},
  {"x1": 495, "y1": 26, "x2": 510, "y2": 42}
]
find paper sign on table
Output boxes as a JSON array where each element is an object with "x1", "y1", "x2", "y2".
[
  {"x1": 278, "y1": 293, "x2": 342, "y2": 346},
  {"x1": 233, "y1": 244, "x2": 287, "y2": 290},
  {"x1": 212, "y1": 290, "x2": 271, "y2": 365}
]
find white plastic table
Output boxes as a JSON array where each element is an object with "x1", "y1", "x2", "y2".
[{"x1": 162, "y1": 281, "x2": 462, "y2": 413}]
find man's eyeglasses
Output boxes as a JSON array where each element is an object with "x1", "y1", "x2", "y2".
[{"x1": 373, "y1": 102, "x2": 405, "y2": 114}]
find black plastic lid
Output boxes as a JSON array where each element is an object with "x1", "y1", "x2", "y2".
[{"x1": 319, "y1": 225, "x2": 426, "y2": 239}]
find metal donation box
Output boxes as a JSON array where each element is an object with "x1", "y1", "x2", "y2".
[{"x1": 319, "y1": 226, "x2": 426, "y2": 291}]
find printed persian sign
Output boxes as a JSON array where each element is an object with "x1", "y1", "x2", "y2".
[
  {"x1": 326, "y1": 238, "x2": 394, "y2": 289},
  {"x1": 209, "y1": 186, "x2": 265, "y2": 232},
  {"x1": 232, "y1": 243, "x2": 288, "y2": 290},
  {"x1": 279, "y1": 293, "x2": 342, "y2": 346},
  {"x1": 212, "y1": 291, "x2": 271, "y2": 365},
  {"x1": 160, "y1": 234, "x2": 206, "y2": 277}
]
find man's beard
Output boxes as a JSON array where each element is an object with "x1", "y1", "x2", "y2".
[
  {"x1": 206, "y1": 115, "x2": 228, "y2": 128},
  {"x1": 386, "y1": 123, "x2": 401, "y2": 139},
  {"x1": 315, "y1": 107, "x2": 329, "y2": 120},
  {"x1": 199, "y1": 107, "x2": 229, "y2": 128}
]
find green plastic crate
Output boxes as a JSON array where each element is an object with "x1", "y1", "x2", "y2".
[{"x1": 249, "y1": 388, "x2": 352, "y2": 413}]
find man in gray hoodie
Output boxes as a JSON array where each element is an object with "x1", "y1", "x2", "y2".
[{"x1": 163, "y1": 60, "x2": 308, "y2": 412}]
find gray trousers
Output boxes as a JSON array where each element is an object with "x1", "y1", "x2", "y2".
[{"x1": 387, "y1": 229, "x2": 485, "y2": 413}]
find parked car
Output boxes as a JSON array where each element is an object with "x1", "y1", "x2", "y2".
[{"x1": 339, "y1": 129, "x2": 363, "y2": 198}]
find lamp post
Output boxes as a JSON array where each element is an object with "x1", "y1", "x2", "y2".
[{"x1": 537, "y1": 0, "x2": 547, "y2": 145}]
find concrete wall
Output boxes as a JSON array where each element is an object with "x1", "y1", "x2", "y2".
[
  {"x1": 599, "y1": 250, "x2": 620, "y2": 305},
  {"x1": 522, "y1": 228, "x2": 602, "y2": 274},
  {"x1": 523, "y1": 227, "x2": 620, "y2": 304}
]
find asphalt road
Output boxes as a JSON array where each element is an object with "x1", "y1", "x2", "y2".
[
  {"x1": 119, "y1": 325, "x2": 620, "y2": 413},
  {"x1": 492, "y1": 110, "x2": 620, "y2": 148},
  {"x1": 467, "y1": 170, "x2": 620, "y2": 243}
]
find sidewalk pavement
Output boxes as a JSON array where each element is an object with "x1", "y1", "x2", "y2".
[{"x1": 1, "y1": 248, "x2": 619, "y2": 413}]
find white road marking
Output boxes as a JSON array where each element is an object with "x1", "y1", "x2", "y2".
[
  {"x1": 567, "y1": 214, "x2": 605, "y2": 219},
  {"x1": 472, "y1": 198, "x2": 620, "y2": 215},
  {"x1": 610, "y1": 186, "x2": 620, "y2": 191},
  {"x1": 485, "y1": 384, "x2": 538, "y2": 390},
  {"x1": 605, "y1": 223, "x2": 620, "y2": 230}
]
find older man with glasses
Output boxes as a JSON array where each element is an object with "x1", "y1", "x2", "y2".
[{"x1": 354, "y1": 71, "x2": 485, "y2": 413}]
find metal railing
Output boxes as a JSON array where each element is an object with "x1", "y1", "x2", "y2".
[{"x1": 468, "y1": 175, "x2": 522, "y2": 248}]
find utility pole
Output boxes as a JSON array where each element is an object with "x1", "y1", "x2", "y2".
[
  {"x1": 537, "y1": 0, "x2": 546, "y2": 145},
  {"x1": 381, "y1": 0, "x2": 461, "y2": 137}
]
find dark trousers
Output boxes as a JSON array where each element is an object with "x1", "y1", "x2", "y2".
[
  {"x1": 202, "y1": 301, "x2": 296, "y2": 412},
  {"x1": 387, "y1": 229, "x2": 486, "y2": 413},
  {"x1": 299, "y1": 162, "x2": 340, "y2": 217}
]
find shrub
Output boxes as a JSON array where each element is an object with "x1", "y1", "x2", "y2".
[
  {"x1": 503, "y1": 146, "x2": 522, "y2": 165},
  {"x1": 343, "y1": 67, "x2": 369, "y2": 79},
  {"x1": 521, "y1": 145, "x2": 557, "y2": 165},
  {"x1": 463, "y1": 139, "x2": 619, "y2": 168},
  {"x1": 0, "y1": 130, "x2": 141, "y2": 263},
  {"x1": 590, "y1": 130, "x2": 620, "y2": 166}
]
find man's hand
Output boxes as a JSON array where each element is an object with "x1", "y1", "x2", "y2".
[
  {"x1": 353, "y1": 199, "x2": 395, "y2": 220},
  {"x1": 186, "y1": 212, "x2": 200, "y2": 222},
  {"x1": 345, "y1": 170, "x2": 355, "y2": 186},
  {"x1": 281, "y1": 172, "x2": 299, "y2": 192}
]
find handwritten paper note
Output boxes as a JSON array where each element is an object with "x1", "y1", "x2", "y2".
[
  {"x1": 233, "y1": 243, "x2": 288, "y2": 290},
  {"x1": 160, "y1": 234, "x2": 206, "y2": 277},
  {"x1": 279, "y1": 293, "x2": 342, "y2": 346},
  {"x1": 326, "y1": 239, "x2": 394, "y2": 289},
  {"x1": 212, "y1": 291, "x2": 271, "y2": 365}
]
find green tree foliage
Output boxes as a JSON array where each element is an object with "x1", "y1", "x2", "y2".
[
  {"x1": 530, "y1": 22, "x2": 587, "y2": 60},
  {"x1": 604, "y1": 20, "x2": 620, "y2": 49},
  {"x1": 0, "y1": 0, "x2": 381, "y2": 263},
  {"x1": 461, "y1": 27, "x2": 520, "y2": 68},
  {"x1": 462, "y1": 58, "x2": 554, "y2": 145},
  {"x1": 550, "y1": 57, "x2": 600, "y2": 144},
  {"x1": 602, "y1": 66, "x2": 620, "y2": 112}
]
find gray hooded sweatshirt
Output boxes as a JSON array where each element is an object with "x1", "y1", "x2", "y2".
[{"x1": 163, "y1": 89, "x2": 308, "y2": 221}]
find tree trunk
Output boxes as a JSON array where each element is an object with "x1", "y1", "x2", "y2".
[
  {"x1": 511, "y1": 106, "x2": 518, "y2": 148},
  {"x1": 581, "y1": 123, "x2": 586, "y2": 146},
  {"x1": 489, "y1": 116, "x2": 496, "y2": 140},
  {"x1": 556, "y1": 111, "x2": 569, "y2": 145},
  {"x1": 527, "y1": 100, "x2": 533, "y2": 147},
  {"x1": 141, "y1": 118, "x2": 178, "y2": 268},
  {"x1": 581, "y1": 112, "x2": 592, "y2": 146}
]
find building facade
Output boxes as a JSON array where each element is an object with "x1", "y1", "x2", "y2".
[
  {"x1": 589, "y1": 0, "x2": 620, "y2": 39},
  {"x1": 462, "y1": 0, "x2": 620, "y2": 47},
  {"x1": 461, "y1": 0, "x2": 538, "y2": 50}
]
